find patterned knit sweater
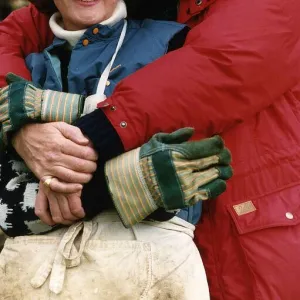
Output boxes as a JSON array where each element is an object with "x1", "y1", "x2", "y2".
[{"x1": 0, "y1": 151, "x2": 55, "y2": 236}]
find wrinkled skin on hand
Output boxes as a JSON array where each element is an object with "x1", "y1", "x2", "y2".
[{"x1": 12, "y1": 122, "x2": 98, "y2": 193}]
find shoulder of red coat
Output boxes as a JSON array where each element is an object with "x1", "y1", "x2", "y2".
[{"x1": 178, "y1": 0, "x2": 217, "y2": 24}]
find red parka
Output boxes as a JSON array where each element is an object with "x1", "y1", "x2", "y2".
[{"x1": 1, "y1": 0, "x2": 300, "y2": 299}]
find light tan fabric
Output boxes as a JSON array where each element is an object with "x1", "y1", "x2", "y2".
[{"x1": 0, "y1": 211, "x2": 209, "y2": 300}]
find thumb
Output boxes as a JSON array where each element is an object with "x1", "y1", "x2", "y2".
[
  {"x1": 56, "y1": 122, "x2": 89, "y2": 145},
  {"x1": 6, "y1": 73, "x2": 28, "y2": 85},
  {"x1": 158, "y1": 127, "x2": 195, "y2": 144}
]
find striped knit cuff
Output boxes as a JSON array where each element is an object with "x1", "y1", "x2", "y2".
[
  {"x1": 23, "y1": 84, "x2": 43, "y2": 119},
  {"x1": 41, "y1": 90, "x2": 84, "y2": 124},
  {"x1": 105, "y1": 148, "x2": 159, "y2": 227}
]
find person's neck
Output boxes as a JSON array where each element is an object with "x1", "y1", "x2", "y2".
[{"x1": 49, "y1": 0, "x2": 127, "y2": 48}]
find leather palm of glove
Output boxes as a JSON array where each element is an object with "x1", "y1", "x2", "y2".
[
  {"x1": 105, "y1": 128, "x2": 233, "y2": 227},
  {"x1": 0, "y1": 73, "x2": 85, "y2": 146}
]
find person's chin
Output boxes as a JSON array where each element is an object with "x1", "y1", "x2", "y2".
[{"x1": 75, "y1": 13, "x2": 106, "y2": 27}]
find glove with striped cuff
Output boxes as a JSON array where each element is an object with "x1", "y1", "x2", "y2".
[
  {"x1": 105, "y1": 128, "x2": 233, "y2": 227},
  {"x1": 0, "y1": 74, "x2": 84, "y2": 146}
]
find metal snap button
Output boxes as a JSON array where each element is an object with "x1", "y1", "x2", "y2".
[
  {"x1": 195, "y1": 0, "x2": 203, "y2": 6},
  {"x1": 286, "y1": 212, "x2": 294, "y2": 220},
  {"x1": 120, "y1": 121, "x2": 127, "y2": 128},
  {"x1": 110, "y1": 106, "x2": 117, "y2": 111}
]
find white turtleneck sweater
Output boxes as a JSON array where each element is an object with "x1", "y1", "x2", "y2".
[{"x1": 49, "y1": 0, "x2": 127, "y2": 48}]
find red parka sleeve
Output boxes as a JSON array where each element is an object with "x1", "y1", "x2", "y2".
[
  {"x1": 0, "y1": 4, "x2": 52, "y2": 86},
  {"x1": 100, "y1": 0, "x2": 300, "y2": 150}
]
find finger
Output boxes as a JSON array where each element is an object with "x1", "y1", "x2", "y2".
[
  {"x1": 87, "y1": 140, "x2": 95, "y2": 148},
  {"x1": 50, "y1": 180, "x2": 83, "y2": 194},
  {"x1": 58, "y1": 154, "x2": 97, "y2": 173},
  {"x1": 177, "y1": 149, "x2": 232, "y2": 172},
  {"x1": 67, "y1": 193, "x2": 85, "y2": 219},
  {"x1": 61, "y1": 139, "x2": 98, "y2": 161},
  {"x1": 217, "y1": 148, "x2": 232, "y2": 165},
  {"x1": 57, "y1": 122, "x2": 90, "y2": 145},
  {"x1": 56, "y1": 194, "x2": 80, "y2": 222},
  {"x1": 193, "y1": 167, "x2": 220, "y2": 188},
  {"x1": 194, "y1": 166, "x2": 233, "y2": 188},
  {"x1": 41, "y1": 176, "x2": 83, "y2": 193},
  {"x1": 50, "y1": 166, "x2": 93, "y2": 184},
  {"x1": 48, "y1": 192, "x2": 73, "y2": 225},
  {"x1": 6, "y1": 72, "x2": 27, "y2": 84},
  {"x1": 35, "y1": 185, "x2": 55, "y2": 226},
  {"x1": 176, "y1": 155, "x2": 220, "y2": 173},
  {"x1": 180, "y1": 168, "x2": 219, "y2": 203},
  {"x1": 158, "y1": 128, "x2": 195, "y2": 144},
  {"x1": 185, "y1": 179, "x2": 227, "y2": 205},
  {"x1": 184, "y1": 135, "x2": 225, "y2": 159},
  {"x1": 198, "y1": 179, "x2": 227, "y2": 200},
  {"x1": 215, "y1": 166, "x2": 233, "y2": 180}
]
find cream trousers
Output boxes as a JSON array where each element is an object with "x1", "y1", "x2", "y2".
[{"x1": 0, "y1": 210, "x2": 210, "y2": 300}]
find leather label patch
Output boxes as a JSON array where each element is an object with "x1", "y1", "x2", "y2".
[{"x1": 233, "y1": 201, "x2": 256, "y2": 216}]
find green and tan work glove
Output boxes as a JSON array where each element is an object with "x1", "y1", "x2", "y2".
[
  {"x1": 105, "y1": 128, "x2": 233, "y2": 227},
  {"x1": 0, "y1": 73, "x2": 84, "y2": 146}
]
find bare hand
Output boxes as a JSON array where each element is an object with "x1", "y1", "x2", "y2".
[
  {"x1": 35, "y1": 182, "x2": 85, "y2": 226},
  {"x1": 12, "y1": 122, "x2": 98, "y2": 193}
]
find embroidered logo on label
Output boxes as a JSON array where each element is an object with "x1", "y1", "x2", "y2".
[{"x1": 233, "y1": 201, "x2": 256, "y2": 216}]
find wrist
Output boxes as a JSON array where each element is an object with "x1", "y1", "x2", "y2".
[{"x1": 8, "y1": 128, "x2": 24, "y2": 160}]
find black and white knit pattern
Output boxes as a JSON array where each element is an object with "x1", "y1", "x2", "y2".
[{"x1": 0, "y1": 151, "x2": 53, "y2": 237}]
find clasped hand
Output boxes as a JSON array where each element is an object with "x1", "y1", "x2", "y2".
[{"x1": 13, "y1": 122, "x2": 98, "y2": 225}]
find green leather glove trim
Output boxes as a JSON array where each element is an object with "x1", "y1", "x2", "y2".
[
  {"x1": 105, "y1": 128, "x2": 233, "y2": 227},
  {"x1": 151, "y1": 150, "x2": 184, "y2": 209},
  {"x1": 0, "y1": 82, "x2": 42, "y2": 142},
  {"x1": 10, "y1": 83, "x2": 43, "y2": 126},
  {"x1": 6, "y1": 73, "x2": 30, "y2": 85}
]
